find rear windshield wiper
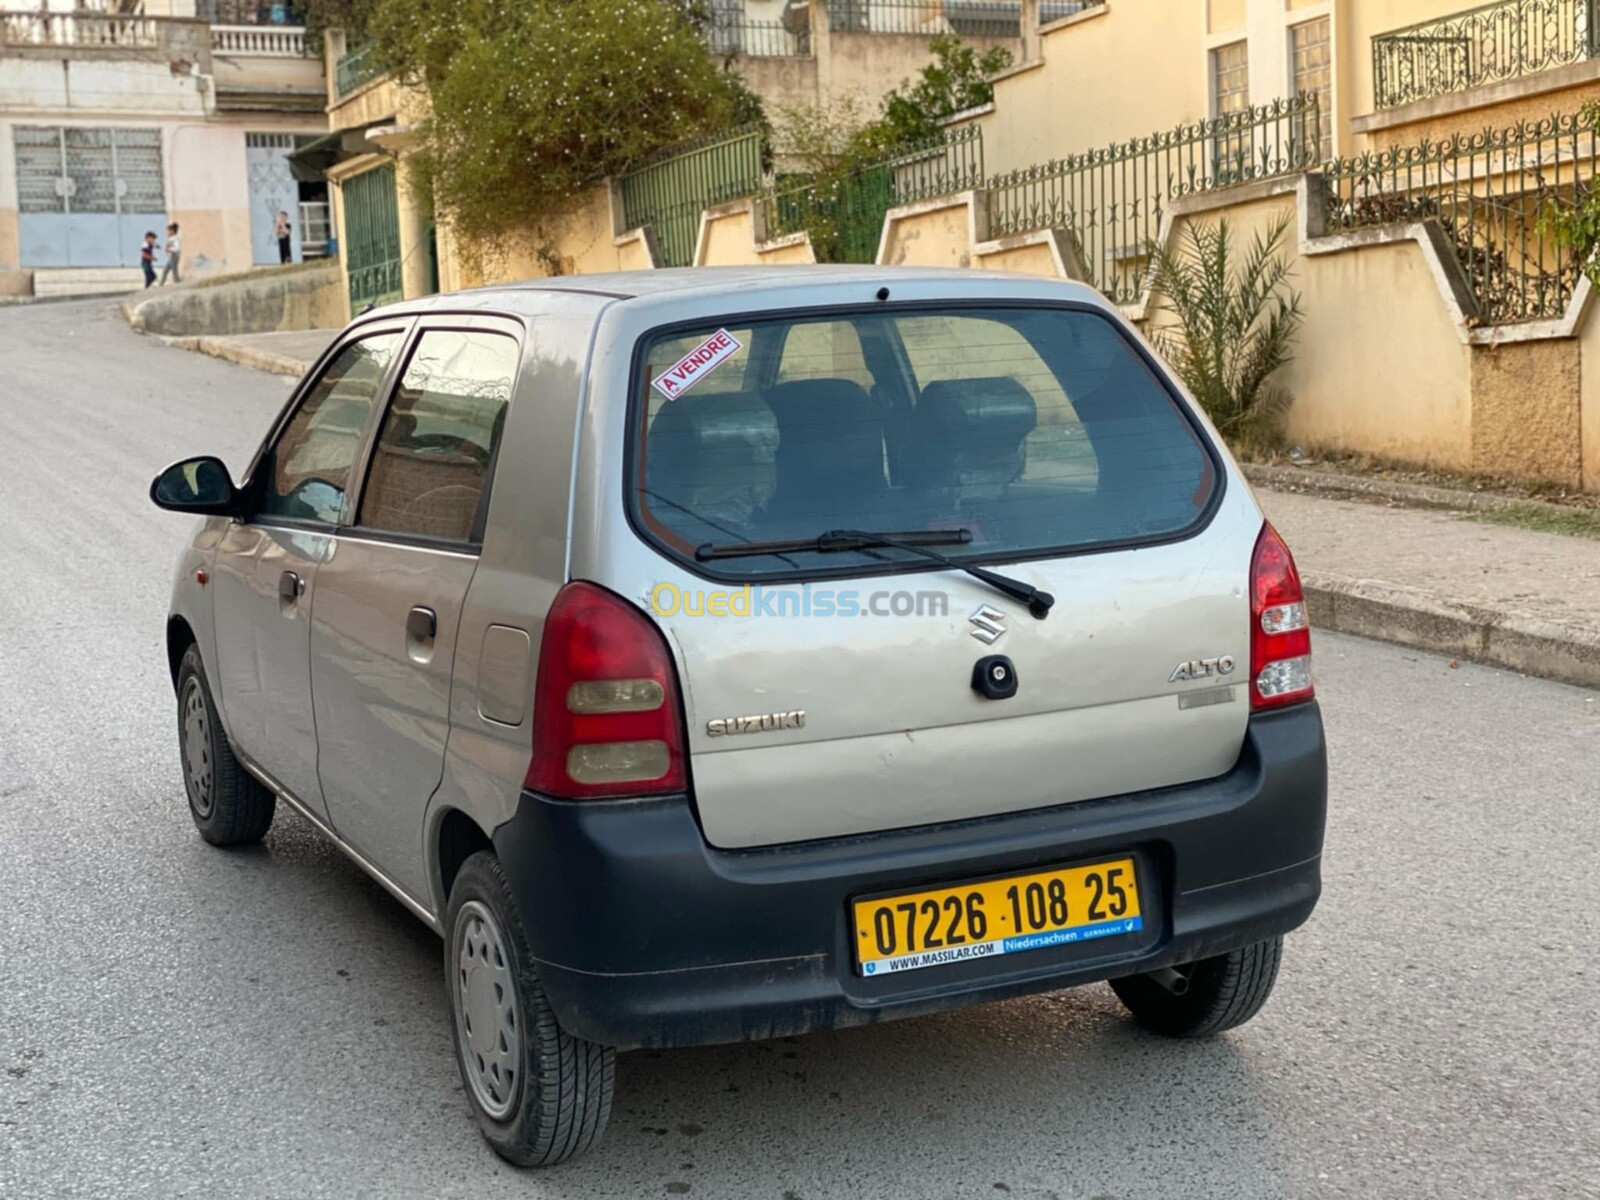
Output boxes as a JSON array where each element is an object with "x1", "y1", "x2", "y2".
[{"x1": 696, "y1": 528, "x2": 1055, "y2": 620}]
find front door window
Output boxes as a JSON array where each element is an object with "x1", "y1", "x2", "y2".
[{"x1": 259, "y1": 331, "x2": 402, "y2": 524}]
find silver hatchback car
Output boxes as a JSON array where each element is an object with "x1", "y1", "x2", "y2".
[{"x1": 153, "y1": 267, "x2": 1326, "y2": 1167}]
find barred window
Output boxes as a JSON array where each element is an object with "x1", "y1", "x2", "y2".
[
  {"x1": 1211, "y1": 41, "x2": 1249, "y2": 118},
  {"x1": 1291, "y1": 18, "x2": 1333, "y2": 161}
]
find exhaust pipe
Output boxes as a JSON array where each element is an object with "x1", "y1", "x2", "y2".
[{"x1": 1147, "y1": 966, "x2": 1190, "y2": 996}]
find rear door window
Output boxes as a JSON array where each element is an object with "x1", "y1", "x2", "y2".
[
  {"x1": 632, "y1": 306, "x2": 1215, "y2": 576},
  {"x1": 357, "y1": 328, "x2": 517, "y2": 544}
]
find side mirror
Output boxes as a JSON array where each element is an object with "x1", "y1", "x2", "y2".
[{"x1": 150, "y1": 455, "x2": 241, "y2": 516}]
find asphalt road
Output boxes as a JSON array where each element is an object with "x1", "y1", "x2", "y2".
[{"x1": 2, "y1": 299, "x2": 1597, "y2": 1200}]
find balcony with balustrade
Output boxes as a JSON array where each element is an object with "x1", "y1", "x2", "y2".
[
  {"x1": 199, "y1": 0, "x2": 324, "y2": 112},
  {"x1": 1371, "y1": 0, "x2": 1600, "y2": 112}
]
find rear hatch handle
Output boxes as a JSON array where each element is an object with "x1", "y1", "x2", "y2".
[{"x1": 696, "y1": 528, "x2": 1055, "y2": 620}]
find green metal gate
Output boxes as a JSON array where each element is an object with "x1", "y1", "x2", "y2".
[{"x1": 343, "y1": 164, "x2": 402, "y2": 314}]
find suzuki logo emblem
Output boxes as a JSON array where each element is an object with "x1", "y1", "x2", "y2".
[{"x1": 969, "y1": 604, "x2": 1007, "y2": 644}]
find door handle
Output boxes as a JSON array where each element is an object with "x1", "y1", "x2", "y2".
[
  {"x1": 278, "y1": 570, "x2": 304, "y2": 602},
  {"x1": 406, "y1": 606, "x2": 437, "y2": 642}
]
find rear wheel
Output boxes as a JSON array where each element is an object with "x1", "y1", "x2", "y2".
[
  {"x1": 1110, "y1": 937, "x2": 1283, "y2": 1038},
  {"x1": 445, "y1": 851, "x2": 614, "y2": 1167},
  {"x1": 176, "y1": 644, "x2": 275, "y2": 846}
]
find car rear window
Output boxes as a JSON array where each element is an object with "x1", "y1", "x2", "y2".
[{"x1": 631, "y1": 306, "x2": 1217, "y2": 578}]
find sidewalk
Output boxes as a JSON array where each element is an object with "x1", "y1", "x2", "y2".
[
  {"x1": 169, "y1": 330, "x2": 1600, "y2": 689},
  {"x1": 165, "y1": 328, "x2": 337, "y2": 377},
  {"x1": 1259, "y1": 488, "x2": 1600, "y2": 688}
]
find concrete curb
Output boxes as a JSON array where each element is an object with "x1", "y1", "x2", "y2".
[
  {"x1": 1303, "y1": 574, "x2": 1600, "y2": 691},
  {"x1": 164, "y1": 335, "x2": 309, "y2": 378}
]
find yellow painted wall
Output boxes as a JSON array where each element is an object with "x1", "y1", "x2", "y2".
[
  {"x1": 976, "y1": 4, "x2": 1206, "y2": 177},
  {"x1": 697, "y1": 204, "x2": 817, "y2": 267},
  {"x1": 1149, "y1": 192, "x2": 1474, "y2": 469},
  {"x1": 1581, "y1": 300, "x2": 1600, "y2": 490},
  {"x1": 880, "y1": 200, "x2": 973, "y2": 269},
  {"x1": 1470, "y1": 337, "x2": 1582, "y2": 485},
  {"x1": 1367, "y1": 75, "x2": 1600, "y2": 150},
  {"x1": 977, "y1": 241, "x2": 1060, "y2": 277}
]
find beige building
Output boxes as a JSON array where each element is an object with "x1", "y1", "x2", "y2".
[
  {"x1": 309, "y1": 0, "x2": 1600, "y2": 489},
  {"x1": 315, "y1": 0, "x2": 1036, "y2": 314},
  {"x1": 0, "y1": 0, "x2": 328, "y2": 296}
]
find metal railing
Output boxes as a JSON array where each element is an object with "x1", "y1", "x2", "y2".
[
  {"x1": 334, "y1": 42, "x2": 381, "y2": 98},
  {"x1": 1373, "y1": 0, "x2": 1599, "y2": 110},
  {"x1": 761, "y1": 125, "x2": 985, "y2": 263},
  {"x1": 2, "y1": 13, "x2": 160, "y2": 48},
  {"x1": 197, "y1": 1, "x2": 307, "y2": 24},
  {"x1": 705, "y1": 16, "x2": 811, "y2": 57},
  {"x1": 619, "y1": 125, "x2": 768, "y2": 268},
  {"x1": 1324, "y1": 110, "x2": 1599, "y2": 324},
  {"x1": 986, "y1": 95, "x2": 1323, "y2": 303},
  {"x1": 212, "y1": 24, "x2": 309, "y2": 55},
  {"x1": 826, "y1": 0, "x2": 1099, "y2": 37}
]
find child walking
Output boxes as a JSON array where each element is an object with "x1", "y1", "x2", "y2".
[
  {"x1": 139, "y1": 231, "x2": 158, "y2": 288},
  {"x1": 159, "y1": 222, "x2": 181, "y2": 285}
]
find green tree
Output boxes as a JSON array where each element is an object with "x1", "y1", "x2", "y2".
[
  {"x1": 874, "y1": 34, "x2": 1012, "y2": 148},
  {"x1": 1539, "y1": 99, "x2": 1600, "y2": 289},
  {"x1": 344, "y1": 0, "x2": 758, "y2": 248},
  {"x1": 1148, "y1": 215, "x2": 1304, "y2": 452}
]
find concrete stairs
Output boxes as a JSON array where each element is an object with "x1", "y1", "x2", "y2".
[{"x1": 32, "y1": 268, "x2": 146, "y2": 298}]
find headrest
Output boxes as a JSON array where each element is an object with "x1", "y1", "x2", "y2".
[
  {"x1": 765, "y1": 378, "x2": 883, "y2": 481},
  {"x1": 905, "y1": 377, "x2": 1037, "y2": 490},
  {"x1": 645, "y1": 391, "x2": 778, "y2": 522}
]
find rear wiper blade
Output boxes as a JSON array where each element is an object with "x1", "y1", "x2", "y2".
[{"x1": 696, "y1": 528, "x2": 1054, "y2": 620}]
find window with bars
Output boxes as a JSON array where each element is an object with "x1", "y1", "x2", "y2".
[
  {"x1": 1210, "y1": 41, "x2": 1250, "y2": 179},
  {"x1": 1291, "y1": 17, "x2": 1333, "y2": 162},
  {"x1": 1211, "y1": 41, "x2": 1250, "y2": 118},
  {"x1": 11, "y1": 126, "x2": 164, "y2": 215}
]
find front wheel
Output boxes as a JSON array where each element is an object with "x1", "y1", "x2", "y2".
[
  {"x1": 1110, "y1": 937, "x2": 1283, "y2": 1038},
  {"x1": 445, "y1": 851, "x2": 614, "y2": 1167}
]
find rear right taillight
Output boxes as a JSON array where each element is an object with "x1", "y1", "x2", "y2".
[
  {"x1": 1249, "y1": 522, "x2": 1314, "y2": 711},
  {"x1": 525, "y1": 582, "x2": 688, "y2": 799}
]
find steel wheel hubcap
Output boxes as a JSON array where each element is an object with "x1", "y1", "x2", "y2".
[
  {"x1": 181, "y1": 678, "x2": 214, "y2": 818},
  {"x1": 452, "y1": 900, "x2": 521, "y2": 1120}
]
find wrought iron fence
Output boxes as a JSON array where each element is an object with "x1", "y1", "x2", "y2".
[
  {"x1": 1324, "y1": 111, "x2": 1600, "y2": 324},
  {"x1": 761, "y1": 125, "x2": 985, "y2": 263},
  {"x1": 986, "y1": 95, "x2": 1322, "y2": 303},
  {"x1": 334, "y1": 42, "x2": 381, "y2": 98},
  {"x1": 826, "y1": 0, "x2": 1099, "y2": 37},
  {"x1": 1372, "y1": 0, "x2": 1599, "y2": 110},
  {"x1": 196, "y1": 1, "x2": 307, "y2": 24},
  {"x1": 619, "y1": 124, "x2": 768, "y2": 268},
  {"x1": 705, "y1": 16, "x2": 811, "y2": 56}
]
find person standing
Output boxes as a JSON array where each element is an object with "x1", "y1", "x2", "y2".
[
  {"x1": 139, "y1": 231, "x2": 158, "y2": 288},
  {"x1": 159, "y1": 222, "x2": 181, "y2": 285},
  {"x1": 275, "y1": 210, "x2": 293, "y2": 264}
]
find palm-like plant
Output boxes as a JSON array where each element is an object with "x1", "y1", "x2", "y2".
[{"x1": 1148, "y1": 214, "x2": 1304, "y2": 452}]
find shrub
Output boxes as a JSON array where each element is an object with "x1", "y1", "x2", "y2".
[
  {"x1": 1148, "y1": 214, "x2": 1304, "y2": 453},
  {"x1": 355, "y1": 0, "x2": 758, "y2": 248}
]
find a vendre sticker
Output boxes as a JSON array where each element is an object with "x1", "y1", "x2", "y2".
[{"x1": 651, "y1": 329, "x2": 743, "y2": 401}]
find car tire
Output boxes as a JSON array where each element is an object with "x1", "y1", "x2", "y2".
[
  {"x1": 176, "y1": 643, "x2": 276, "y2": 846},
  {"x1": 1110, "y1": 937, "x2": 1283, "y2": 1038},
  {"x1": 445, "y1": 851, "x2": 614, "y2": 1167}
]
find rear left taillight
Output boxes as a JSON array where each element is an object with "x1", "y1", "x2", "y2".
[
  {"x1": 525, "y1": 582, "x2": 688, "y2": 799},
  {"x1": 1249, "y1": 522, "x2": 1314, "y2": 711}
]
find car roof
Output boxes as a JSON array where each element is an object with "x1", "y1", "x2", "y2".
[{"x1": 370, "y1": 265, "x2": 1107, "y2": 318}]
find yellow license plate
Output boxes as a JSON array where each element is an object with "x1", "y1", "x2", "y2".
[{"x1": 852, "y1": 858, "x2": 1142, "y2": 976}]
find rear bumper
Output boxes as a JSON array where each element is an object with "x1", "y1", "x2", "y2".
[{"x1": 493, "y1": 702, "x2": 1326, "y2": 1049}]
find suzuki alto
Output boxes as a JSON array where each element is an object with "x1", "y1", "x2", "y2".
[{"x1": 151, "y1": 267, "x2": 1327, "y2": 1166}]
